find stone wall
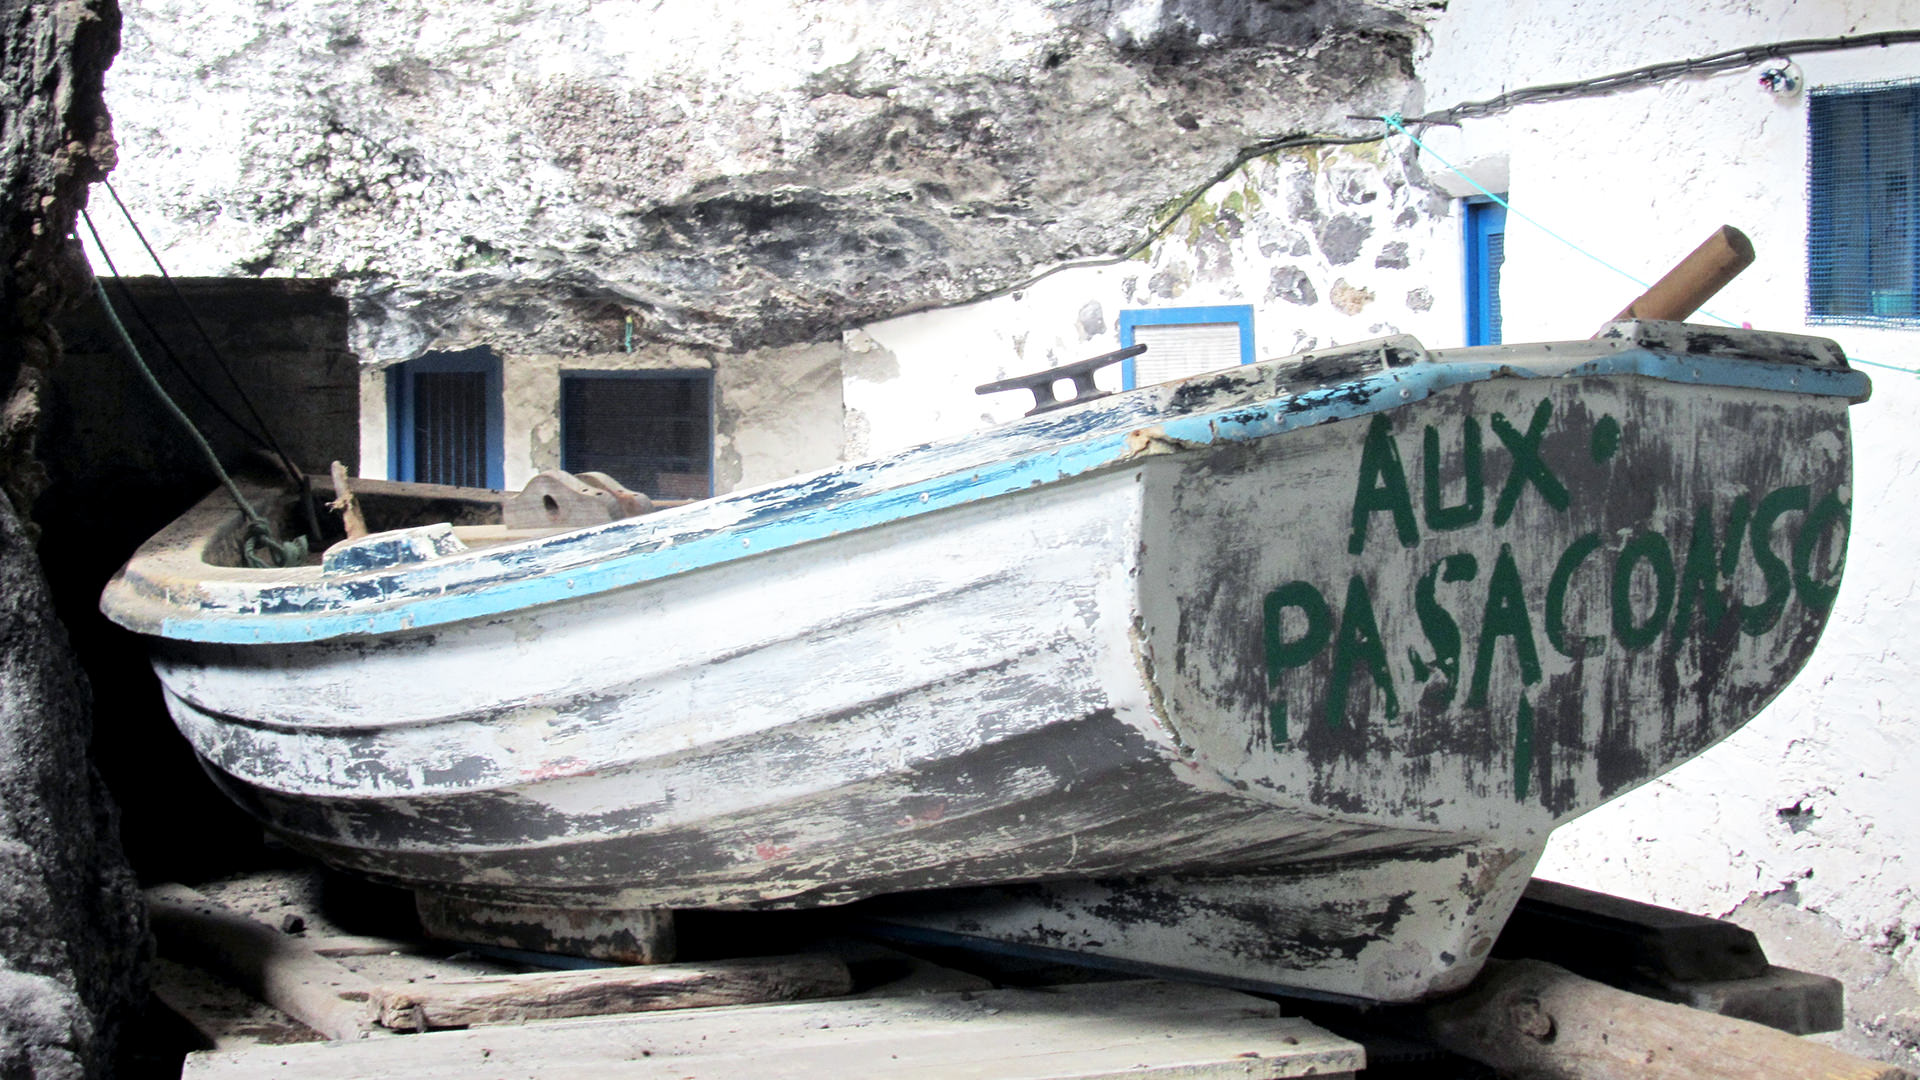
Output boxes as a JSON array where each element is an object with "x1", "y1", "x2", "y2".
[
  {"x1": 1418, "y1": 2, "x2": 1920, "y2": 1067},
  {"x1": 850, "y1": 137, "x2": 1458, "y2": 458}
]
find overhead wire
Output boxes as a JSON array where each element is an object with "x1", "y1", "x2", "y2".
[
  {"x1": 78, "y1": 209, "x2": 278, "y2": 448},
  {"x1": 86, "y1": 272, "x2": 309, "y2": 568},
  {"x1": 947, "y1": 26, "x2": 1920, "y2": 361}
]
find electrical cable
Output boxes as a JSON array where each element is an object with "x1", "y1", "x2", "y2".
[
  {"x1": 1405, "y1": 29, "x2": 1920, "y2": 129},
  {"x1": 952, "y1": 27, "x2": 1920, "y2": 319}
]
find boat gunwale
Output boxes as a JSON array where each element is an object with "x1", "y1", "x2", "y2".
[{"x1": 102, "y1": 325, "x2": 1870, "y2": 646}]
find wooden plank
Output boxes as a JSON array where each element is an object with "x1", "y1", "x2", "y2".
[
  {"x1": 183, "y1": 979, "x2": 1363, "y2": 1080},
  {"x1": 1495, "y1": 878, "x2": 1769, "y2": 982},
  {"x1": 148, "y1": 957, "x2": 327, "y2": 1051},
  {"x1": 303, "y1": 934, "x2": 431, "y2": 959},
  {"x1": 1659, "y1": 964, "x2": 1846, "y2": 1036},
  {"x1": 374, "y1": 952, "x2": 853, "y2": 1030},
  {"x1": 414, "y1": 891, "x2": 676, "y2": 964},
  {"x1": 1423, "y1": 959, "x2": 1911, "y2": 1080},
  {"x1": 147, "y1": 884, "x2": 384, "y2": 1042}
]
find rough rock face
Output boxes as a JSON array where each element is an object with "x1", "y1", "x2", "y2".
[
  {"x1": 0, "y1": 0, "x2": 148, "y2": 1075},
  {"x1": 103, "y1": 0, "x2": 1431, "y2": 361},
  {"x1": 3, "y1": 0, "x2": 120, "y2": 512},
  {"x1": 0, "y1": 496, "x2": 147, "y2": 1079}
]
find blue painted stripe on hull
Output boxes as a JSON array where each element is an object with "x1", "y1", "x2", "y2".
[{"x1": 154, "y1": 351, "x2": 1868, "y2": 645}]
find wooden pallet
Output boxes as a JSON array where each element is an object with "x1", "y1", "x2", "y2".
[
  {"x1": 150, "y1": 877, "x2": 1364, "y2": 1080},
  {"x1": 182, "y1": 980, "x2": 1363, "y2": 1080},
  {"x1": 146, "y1": 872, "x2": 1913, "y2": 1080}
]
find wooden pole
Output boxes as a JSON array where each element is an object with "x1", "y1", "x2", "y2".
[
  {"x1": 1611, "y1": 225, "x2": 1755, "y2": 323},
  {"x1": 1422, "y1": 960, "x2": 1911, "y2": 1080},
  {"x1": 328, "y1": 460, "x2": 368, "y2": 540},
  {"x1": 373, "y1": 953, "x2": 853, "y2": 1030},
  {"x1": 148, "y1": 884, "x2": 384, "y2": 1042}
]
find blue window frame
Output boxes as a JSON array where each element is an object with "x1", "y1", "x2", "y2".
[
  {"x1": 560, "y1": 370, "x2": 714, "y2": 500},
  {"x1": 1464, "y1": 198, "x2": 1507, "y2": 346},
  {"x1": 1808, "y1": 79, "x2": 1920, "y2": 326},
  {"x1": 1116, "y1": 304, "x2": 1255, "y2": 389},
  {"x1": 388, "y1": 347, "x2": 504, "y2": 488}
]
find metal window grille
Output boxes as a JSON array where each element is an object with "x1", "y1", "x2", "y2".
[
  {"x1": 561, "y1": 373, "x2": 712, "y2": 499},
  {"x1": 1808, "y1": 79, "x2": 1920, "y2": 326},
  {"x1": 411, "y1": 371, "x2": 490, "y2": 487},
  {"x1": 390, "y1": 347, "x2": 502, "y2": 488}
]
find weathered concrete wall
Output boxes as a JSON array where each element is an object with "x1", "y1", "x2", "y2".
[
  {"x1": 93, "y1": 0, "x2": 1428, "y2": 361},
  {"x1": 51, "y1": 278, "x2": 358, "y2": 481},
  {"x1": 0, "y1": 0, "x2": 148, "y2": 1073},
  {"x1": 1418, "y1": 3, "x2": 1920, "y2": 1066}
]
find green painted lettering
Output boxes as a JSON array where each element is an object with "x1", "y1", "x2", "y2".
[
  {"x1": 1491, "y1": 399, "x2": 1570, "y2": 526},
  {"x1": 1514, "y1": 695, "x2": 1535, "y2": 802},
  {"x1": 1468, "y1": 544, "x2": 1543, "y2": 707},
  {"x1": 1422, "y1": 419, "x2": 1484, "y2": 532},
  {"x1": 1718, "y1": 495, "x2": 1752, "y2": 578},
  {"x1": 1742, "y1": 485, "x2": 1808, "y2": 636},
  {"x1": 1263, "y1": 581, "x2": 1333, "y2": 742},
  {"x1": 1347, "y1": 413, "x2": 1418, "y2": 555},
  {"x1": 1545, "y1": 531, "x2": 1605, "y2": 658},
  {"x1": 1589, "y1": 414, "x2": 1621, "y2": 463},
  {"x1": 1412, "y1": 553, "x2": 1478, "y2": 706},
  {"x1": 1611, "y1": 531, "x2": 1676, "y2": 650},
  {"x1": 1792, "y1": 491, "x2": 1849, "y2": 612},
  {"x1": 1670, "y1": 502, "x2": 1731, "y2": 649},
  {"x1": 1326, "y1": 574, "x2": 1399, "y2": 729}
]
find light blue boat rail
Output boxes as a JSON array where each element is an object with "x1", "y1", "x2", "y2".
[{"x1": 102, "y1": 323, "x2": 1870, "y2": 645}]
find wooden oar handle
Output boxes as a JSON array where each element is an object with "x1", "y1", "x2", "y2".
[{"x1": 1612, "y1": 225, "x2": 1755, "y2": 324}]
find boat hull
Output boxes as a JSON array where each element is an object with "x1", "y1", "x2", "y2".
[{"x1": 107, "y1": 324, "x2": 1865, "y2": 1000}]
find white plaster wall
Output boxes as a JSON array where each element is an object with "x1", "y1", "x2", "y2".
[
  {"x1": 1419, "y1": 2, "x2": 1920, "y2": 1063},
  {"x1": 851, "y1": 141, "x2": 1466, "y2": 458}
]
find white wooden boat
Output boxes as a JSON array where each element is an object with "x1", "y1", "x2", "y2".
[{"x1": 102, "y1": 321, "x2": 1867, "y2": 1002}]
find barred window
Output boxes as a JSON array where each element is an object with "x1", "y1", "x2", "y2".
[
  {"x1": 389, "y1": 347, "x2": 502, "y2": 488},
  {"x1": 561, "y1": 372, "x2": 712, "y2": 500},
  {"x1": 1808, "y1": 79, "x2": 1920, "y2": 326}
]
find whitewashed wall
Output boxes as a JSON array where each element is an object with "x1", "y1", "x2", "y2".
[
  {"x1": 850, "y1": 141, "x2": 1463, "y2": 458},
  {"x1": 1419, "y1": 3, "x2": 1920, "y2": 1065}
]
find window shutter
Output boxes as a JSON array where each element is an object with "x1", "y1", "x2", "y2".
[
  {"x1": 1131, "y1": 322, "x2": 1247, "y2": 385},
  {"x1": 1808, "y1": 80, "x2": 1920, "y2": 325}
]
